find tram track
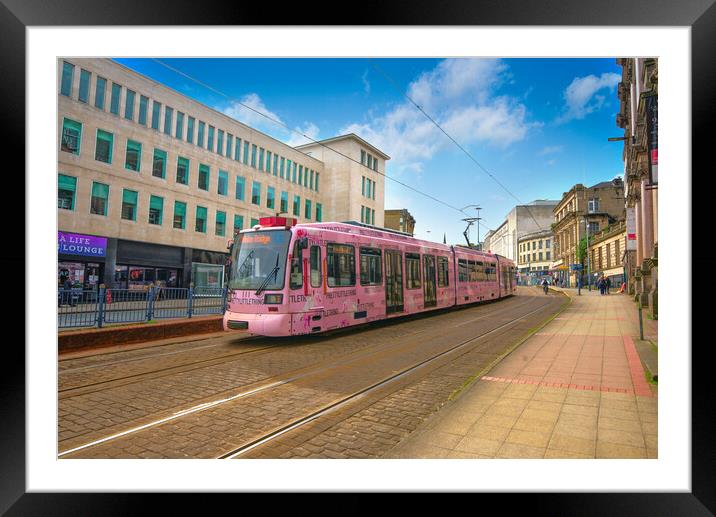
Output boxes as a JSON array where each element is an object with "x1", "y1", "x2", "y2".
[
  {"x1": 59, "y1": 295, "x2": 532, "y2": 398},
  {"x1": 58, "y1": 293, "x2": 562, "y2": 458}
]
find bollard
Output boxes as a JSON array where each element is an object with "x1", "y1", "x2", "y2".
[
  {"x1": 638, "y1": 300, "x2": 644, "y2": 341},
  {"x1": 188, "y1": 284, "x2": 194, "y2": 318},
  {"x1": 98, "y1": 284, "x2": 106, "y2": 328}
]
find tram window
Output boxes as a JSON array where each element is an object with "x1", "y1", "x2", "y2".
[
  {"x1": 406, "y1": 253, "x2": 421, "y2": 289},
  {"x1": 475, "y1": 261, "x2": 485, "y2": 282},
  {"x1": 458, "y1": 259, "x2": 468, "y2": 282},
  {"x1": 310, "y1": 246, "x2": 322, "y2": 288},
  {"x1": 327, "y1": 243, "x2": 355, "y2": 287},
  {"x1": 467, "y1": 260, "x2": 477, "y2": 282},
  {"x1": 437, "y1": 256, "x2": 449, "y2": 287},
  {"x1": 290, "y1": 240, "x2": 303, "y2": 289},
  {"x1": 359, "y1": 247, "x2": 382, "y2": 286}
]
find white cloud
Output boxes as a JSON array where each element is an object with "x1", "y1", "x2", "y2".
[
  {"x1": 538, "y1": 145, "x2": 563, "y2": 155},
  {"x1": 340, "y1": 58, "x2": 539, "y2": 173},
  {"x1": 361, "y1": 69, "x2": 371, "y2": 94},
  {"x1": 557, "y1": 72, "x2": 621, "y2": 123},
  {"x1": 285, "y1": 122, "x2": 321, "y2": 147},
  {"x1": 221, "y1": 93, "x2": 284, "y2": 130},
  {"x1": 219, "y1": 94, "x2": 321, "y2": 147}
]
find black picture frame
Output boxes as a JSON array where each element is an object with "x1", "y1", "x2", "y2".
[{"x1": 4, "y1": 0, "x2": 710, "y2": 513}]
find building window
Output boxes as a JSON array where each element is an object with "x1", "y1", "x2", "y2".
[
  {"x1": 60, "y1": 61, "x2": 74, "y2": 97},
  {"x1": 218, "y1": 170, "x2": 228, "y2": 196},
  {"x1": 58, "y1": 174, "x2": 77, "y2": 210},
  {"x1": 78, "y1": 69, "x2": 91, "y2": 103},
  {"x1": 110, "y1": 83, "x2": 121, "y2": 115},
  {"x1": 359, "y1": 247, "x2": 382, "y2": 286},
  {"x1": 280, "y1": 157, "x2": 285, "y2": 178},
  {"x1": 315, "y1": 172, "x2": 320, "y2": 192},
  {"x1": 438, "y1": 256, "x2": 449, "y2": 287},
  {"x1": 233, "y1": 214, "x2": 244, "y2": 235},
  {"x1": 124, "y1": 139, "x2": 142, "y2": 172},
  {"x1": 250, "y1": 218, "x2": 259, "y2": 228},
  {"x1": 315, "y1": 203, "x2": 322, "y2": 222},
  {"x1": 124, "y1": 89, "x2": 136, "y2": 120},
  {"x1": 197, "y1": 121, "x2": 205, "y2": 147},
  {"x1": 258, "y1": 147, "x2": 264, "y2": 171},
  {"x1": 215, "y1": 210, "x2": 226, "y2": 236},
  {"x1": 121, "y1": 189, "x2": 138, "y2": 221},
  {"x1": 588, "y1": 198, "x2": 600, "y2": 213},
  {"x1": 148, "y1": 195, "x2": 163, "y2": 225},
  {"x1": 176, "y1": 111, "x2": 184, "y2": 140},
  {"x1": 173, "y1": 201, "x2": 186, "y2": 229},
  {"x1": 60, "y1": 118, "x2": 82, "y2": 155},
  {"x1": 138, "y1": 95, "x2": 148, "y2": 125},
  {"x1": 327, "y1": 243, "x2": 356, "y2": 287},
  {"x1": 293, "y1": 195, "x2": 300, "y2": 217},
  {"x1": 251, "y1": 181, "x2": 261, "y2": 205},
  {"x1": 251, "y1": 144, "x2": 257, "y2": 168},
  {"x1": 151, "y1": 101, "x2": 161, "y2": 130},
  {"x1": 195, "y1": 206, "x2": 207, "y2": 233},
  {"x1": 217, "y1": 129, "x2": 224, "y2": 155},
  {"x1": 588, "y1": 222, "x2": 600, "y2": 235},
  {"x1": 367, "y1": 154, "x2": 373, "y2": 169},
  {"x1": 95, "y1": 77, "x2": 107, "y2": 110},
  {"x1": 267, "y1": 186, "x2": 275, "y2": 210},
  {"x1": 546, "y1": 239, "x2": 551, "y2": 248},
  {"x1": 226, "y1": 134, "x2": 233, "y2": 158},
  {"x1": 235, "y1": 176, "x2": 245, "y2": 201},
  {"x1": 95, "y1": 129, "x2": 114, "y2": 164},
  {"x1": 406, "y1": 253, "x2": 421, "y2": 289},
  {"x1": 207, "y1": 125, "x2": 215, "y2": 152},
  {"x1": 304, "y1": 199, "x2": 311, "y2": 220},
  {"x1": 90, "y1": 182, "x2": 109, "y2": 216},
  {"x1": 187, "y1": 117, "x2": 195, "y2": 144},
  {"x1": 280, "y1": 191, "x2": 288, "y2": 214},
  {"x1": 243, "y1": 141, "x2": 250, "y2": 165},
  {"x1": 273, "y1": 153, "x2": 279, "y2": 175},
  {"x1": 198, "y1": 164, "x2": 210, "y2": 191},
  {"x1": 298, "y1": 165, "x2": 303, "y2": 186},
  {"x1": 152, "y1": 149, "x2": 167, "y2": 179},
  {"x1": 234, "y1": 137, "x2": 241, "y2": 161},
  {"x1": 163, "y1": 106, "x2": 173, "y2": 136},
  {"x1": 361, "y1": 150, "x2": 366, "y2": 165},
  {"x1": 176, "y1": 156, "x2": 189, "y2": 185}
]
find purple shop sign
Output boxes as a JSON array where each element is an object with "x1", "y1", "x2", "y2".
[{"x1": 58, "y1": 232, "x2": 107, "y2": 258}]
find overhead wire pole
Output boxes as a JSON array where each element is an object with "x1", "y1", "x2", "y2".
[
  {"x1": 368, "y1": 59, "x2": 547, "y2": 234},
  {"x1": 151, "y1": 58, "x2": 493, "y2": 228}
]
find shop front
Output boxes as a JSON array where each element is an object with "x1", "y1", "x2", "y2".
[
  {"x1": 57, "y1": 231, "x2": 108, "y2": 289},
  {"x1": 113, "y1": 239, "x2": 186, "y2": 290}
]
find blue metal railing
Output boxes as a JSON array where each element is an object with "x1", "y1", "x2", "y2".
[{"x1": 58, "y1": 286, "x2": 228, "y2": 329}]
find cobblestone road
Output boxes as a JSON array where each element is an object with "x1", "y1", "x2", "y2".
[{"x1": 59, "y1": 288, "x2": 566, "y2": 459}]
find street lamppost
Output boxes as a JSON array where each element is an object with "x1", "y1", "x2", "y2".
[{"x1": 584, "y1": 217, "x2": 592, "y2": 292}]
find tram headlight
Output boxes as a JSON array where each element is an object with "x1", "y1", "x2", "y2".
[{"x1": 263, "y1": 294, "x2": 283, "y2": 304}]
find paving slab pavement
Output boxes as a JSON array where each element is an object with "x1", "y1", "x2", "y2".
[{"x1": 385, "y1": 288, "x2": 658, "y2": 459}]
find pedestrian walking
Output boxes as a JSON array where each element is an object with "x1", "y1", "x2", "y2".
[
  {"x1": 598, "y1": 276, "x2": 605, "y2": 295},
  {"x1": 541, "y1": 277, "x2": 549, "y2": 294},
  {"x1": 606, "y1": 277, "x2": 611, "y2": 294}
]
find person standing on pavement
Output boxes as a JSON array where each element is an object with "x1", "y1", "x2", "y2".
[{"x1": 606, "y1": 276, "x2": 611, "y2": 294}]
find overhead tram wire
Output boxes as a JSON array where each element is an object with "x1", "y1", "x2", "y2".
[
  {"x1": 149, "y1": 58, "x2": 491, "y2": 229},
  {"x1": 367, "y1": 59, "x2": 545, "y2": 233}
]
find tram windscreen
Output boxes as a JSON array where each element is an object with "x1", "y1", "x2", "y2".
[{"x1": 229, "y1": 230, "x2": 291, "y2": 290}]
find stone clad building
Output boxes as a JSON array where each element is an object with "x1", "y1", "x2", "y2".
[
  {"x1": 587, "y1": 220, "x2": 628, "y2": 288},
  {"x1": 483, "y1": 200, "x2": 558, "y2": 261},
  {"x1": 616, "y1": 57, "x2": 658, "y2": 317},
  {"x1": 57, "y1": 58, "x2": 388, "y2": 291},
  {"x1": 517, "y1": 229, "x2": 554, "y2": 285},
  {"x1": 383, "y1": 209, "x2": 416, "y2": 235},
  {"x1": 551, "y1": 179, "x2": 625, "y2": 287}
]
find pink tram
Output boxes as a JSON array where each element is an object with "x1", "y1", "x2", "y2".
[{"x1": 223, "y1": 217, "x2": 516, "y2": 337}]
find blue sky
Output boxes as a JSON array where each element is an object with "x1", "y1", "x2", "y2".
[{"x1": 115, "y1": 57, "x2": 624, "y2": 245}]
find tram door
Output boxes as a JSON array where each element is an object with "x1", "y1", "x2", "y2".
[
  {"x1": 423, "y1": 254, "x2": 437, "y2": 308},
  {"x1": 385, "y1": 250, "x2": 404, "y2": 314}
]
